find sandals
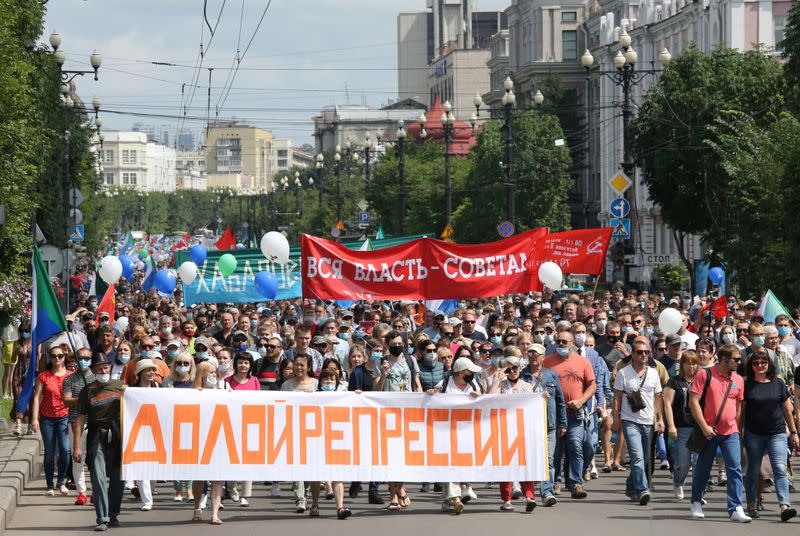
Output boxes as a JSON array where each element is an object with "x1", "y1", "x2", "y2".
[
  {"x1": 601, "y1": 465, "x2": 613, "y2": 474},
  {"x1": 337, "y1": 507, "x2": 352, "y2": 520},
  {"x1": 398, "y1": 494, "x2": 411, "y2": 508},
  {"x1": 192, "y1": 509, "x2": 202, "y2": 522},
  {"x1": 209, "y1": 517, "x2": 223, "y2": 525},
  {"x1": 387, "y1": 501, "x2": 401, "y2": 511},
  {"x1": 612, "y1": 464, "x2": 626, "y2": 472},
  {"x1": 309, "y1": 505, "x2": 320, "y2": 517}
]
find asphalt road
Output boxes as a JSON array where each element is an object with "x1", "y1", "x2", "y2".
[{"x1": 6, "y1": 464, "x2": 798, "y2": 536}]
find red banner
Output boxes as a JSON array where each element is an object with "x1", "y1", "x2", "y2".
[
  {"x1": 301, "y1": 228, "x2": 613, "y2": 300},
  {"x1": 302, "y1": 229, "x2": 548, "y2": 300}
]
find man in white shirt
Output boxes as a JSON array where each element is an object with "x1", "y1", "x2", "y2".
[
  {"x1": 776, "y1": 314, "x2": 800, "y2": 364},
  {"x1": 612, "y1": 336, "x2": 664, "y2": 506}
]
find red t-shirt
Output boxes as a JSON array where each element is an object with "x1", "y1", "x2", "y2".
[
  {"x1": 37, "y1": 370, "x2": 73, "y2": 418},
  {"x1": 225, "y1": 375, "x2": 260, "y2": 391},
  {"x1": 690, "y1": 366, "x2": 744, "y2": 436},
  {"x1": 543, "y1": 353, "x2": 596, "y2": 405}
]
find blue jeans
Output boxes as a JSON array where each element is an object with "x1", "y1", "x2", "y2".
[
  {"x1": 670, "y1": 427, "x2": 697, "y2": 487},
  {"x1": 541, "y1": 429, "x2": 557, "y2": 498},
  {"x1": 582, "y1": 412, "x2": 599, "y2": 472},
  {"x1": 40, "y1": 415, "x2": 70, "y2": 489},
  {"x1": 744, "y1": 431, "x2": 790, "y2": 506},
  {"x1": 621, "y1": 420, "x2": 653, "y2": 497},
  {"x1": 655, "y1": 432, "x2": 667, "y2": 460},
  {"x1": 553, "y1": 414, "x2": 586, "y2": 489},
  {"x1": 690, "y1": 433, "x2": 744, "y2": 513}
]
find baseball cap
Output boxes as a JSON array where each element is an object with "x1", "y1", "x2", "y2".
[
  {"x1": 194, "y1": 336, "x2": 211, "y2": 348},
  {"x1": 434, "y1": 310, "x2": 446, "y2": 319},
  {"x1": 342, "y1": 310, "x2": 354, "y2": 319},
  {"x1": 312, "y1": 335, "x2": 328, "y2": 346},
  {"x1": 98, "y1": 311, "x2": 110, "y2": 320},
  {"x1": 528, "y1": 343, "x2": 547, "y2": 355},
  {"x1": 166, "y1": 339, "x2": 182, "y2": 349},
  {"x1": 452, "y1": 358, "x2": 482, "y2": 373},
  {"x1": 448, "y1": 317, "x2": 462, "y2": 326},
  {"x1": 665, "y1": 334, "x2": 682, "y2": 346}
]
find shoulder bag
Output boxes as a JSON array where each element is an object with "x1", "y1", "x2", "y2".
[
  {"x1": 625, "y1": 368, "x2": 649, "y2": 412},
  {"x1": 687, "y1": 369, "x2": 732, "y2": 453}
]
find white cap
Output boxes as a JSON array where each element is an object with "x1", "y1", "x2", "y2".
[
  {"x1": 452, "y1": 358, "x2": 482, "y2": 373},
  {"x1": 448, "y1": 317, "x2": 462, "y2": 326}
]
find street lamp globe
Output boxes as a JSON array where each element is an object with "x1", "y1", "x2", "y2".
[
  {"x1": 418, "y1": 113, "x2": 427, "y2": 126},
  {"x1": 308, "y1": 177, "x2": 314, "y2": 186},
  {"x1": 619, "y1": 29, "x2": 632, "y2": 48},
  {"x1": 505, "y1": 90, "x2": 516, "y2": 106},
  {"x1": 54, "y1": 50, "x2": 66, "y2": 65},
  {"x1": 352, "y1": 152, "x2": 359, "y2": 162},
  {"x1": 364, "y1": 135, "x2": 371, "y2": 150},
  {"x1": 420, "y1": 128, "x2": 427, "y2": 139},
  {"x1": 446, "y1": 111, "x2": 456, "y2": 124},
  {"x1": 501, "y1": 92, "x2": 509, "y2": 105},
  {"x1": 98, "y1": 132, "x2": 105, "y2": 143},
  {"x1": 533, "y1": 89, "x2": 544, "y2": 105},
  {"x1": 659, "y1": 48, "x2": 672, "y2": 65},
  {"x1": 470, "y1": 112, "x2": 477, "y2": 130},
  {"x1": 94, "y1": 117, "x2": 103, "y2": 128},
  {"x1": 624, "y1": 46, "x2": 638, "y2": 65},
  {"x1": 473, "y1": 92, "x2": 483, "y2": 108},
  {"x1": 440, "y1": 112, "x2": 448, "y2": 126},
  {"x1": 90, "y1": 50, "x2": 102, "y2": 69},
  {"x1": 60, "y1": 83, "x2": 70, "y2": 95},
  {"x1": 92, "y1": 96, "x2": 101, "y2": 111},
  {"x1": 614, "y1": 50, "x2": 626, "y2": 69},
  {"x1": 334, "y1": 152, "x2": 341, "y2": 162},
  {"x1": 397, "y1": 125, "x2": 407, "y2": 139},
  {"x1": 443, "y1": 100, "x2": 452, "y2": 113},
  {"x1": 581, "y1": 49, "x2": 594, "y2": 68},
  {"x1": 335, "y1": 144, "x2": 341, "y2": 153},
  {"x1": 49, "y1": 30, "x2": 62, "y2": 51},
  {"x1": 503, "y1": 76, "x2": 514, "y2": 91},
  {"x1": 315, "y1": 153, "x2": 323, "y2": 163}
]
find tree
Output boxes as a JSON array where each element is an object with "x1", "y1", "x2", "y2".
[
  {"x1": 782, "y1": 0, "x2": 800, "y2": 114},
  {"x1": 631, "y1": 45, "x2": 787, "y2": 294},
  {"x1": 654, "y1": 261, "x2": 689, "y2": 292},
  {"x1": 452, "y1": 110, "x2": 572, "y2": 243}
]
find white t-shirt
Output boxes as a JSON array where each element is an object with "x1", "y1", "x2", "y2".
[
  {"x1": 779, "y1": 337, "x2": 800, "y2": 365},
  {"x1": 680, "y1": 331, "x2": 699, "y2": 351},
  {"x1": 440, "y1": 377, "x2": 477, "y2": 394},
  {"x1": 613, "y1": 364, "x2": 662, "y2": 425}
]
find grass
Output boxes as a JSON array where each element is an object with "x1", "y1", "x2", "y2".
[{"x1": 0, "y1": 397, "x2": 11, "y2": 424}]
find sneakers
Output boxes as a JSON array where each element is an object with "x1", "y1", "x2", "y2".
[
  {"x1": 571, "y1": 485, "x2": 588, "y2": 499},
  {"x1": 309, "y1": 505, "x2": 320, "y2": 517},
  {"x1": 141, "y1": 504, "x2": 152, "y2": 511},
  {"x1": 690, "y1": 502, "x2": 705, "y2": 519},
  {"x1": 240, "y1": 497, "x2": 249, "y2": 507},
  {"x1": 717, "y1": 471, "x2": 728, "y2": 486},
  {"x1": 673, "y1": 484, "x2": 684, "y2": 500},
  {"x1": 543, "y1": 494, "x2": 557, "y2": 507},
  {"x1": 659, "y1": 459, "x2": 670, "y2": 470},
  {"x1": 525, "y1": 498, "x2": 537, "y2": 512},
  {"x1": 638, "y1": 491, "x2": 651, "y2": 505},
  {"x1": 730, "y1": 506, "x2": 752, "y2": 523},
  {"x1": 589, "y1": 467, "x2": 599, "y2": 480},
  {"x1": 295, "y1": 499, "x2": 307, "y2": 513},
  {"x1": 109, "y1": 517, "x2": 120, "y2": 528},
  {"x1": 460, "y1": 485, "x2": 477, "y2": 503},
  {"x1": 44, "y1": 488, "x2": 55, "y2": 496},
  {"x1": 94, "y1": 523, "x2": 108, "y2": 532},
  {"x1": 511, "y1": 482, "x2": 523, "y2": 500},
  {"x1": 174, "y1": 493, "x2": 183, "y2": 502},
  {"x1": 553, "y1": 482, "x2": 561, "y2": 496},
  {"x1": 271, "y1": 483, "x2": 281, "y2": 497},
  {"x1": 199, "y1": 493, "x2": 208, "y2": 510},
  {"x1": 583, "y1": 469, "x2": 592, "y2": 481},
  {"x1": 229, "y1": 489, "x2": 240, "y2": 502},
  {"x1": 500, "y1": 501, "x2": 515, "y2": 511},
  {"x1": 75, "y1": 492, "x2": 88, "y2": 505}
]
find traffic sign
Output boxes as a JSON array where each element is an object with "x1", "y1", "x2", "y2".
[
  {"x1": 70, "y1": 224, "x2": 85, "y2": 242},
  {"x1": 358, "y1": 211, "x2": 371, "y2": 225},
  {"x1": 608, "y1": 171, "x2": 632, "y2": 195},
  {"x1": 69, "y1": 208, "x2": 83, "y2": 225},
  {"x1": 331, "y1": 228, "x2": 341, "y2": 238},
  {"x1": 335, "y1": 219, "x2": 346, "y2": 231},
  {"x1": 609, "y1": 197, "x2": 630, "y2": 218},
  {"x1": 610, "y1": 218, "x2": 630, "y2": 239},
  {"x1": 497, "y1": 220, "x2": 515, "y2": 238},
  {"x1": 69, "y1": 187, "x2": 85, "y2": 208}
]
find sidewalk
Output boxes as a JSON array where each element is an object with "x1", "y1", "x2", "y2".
[{"x1": 0, "y1": 430, "x2": 42, "y2": 535}]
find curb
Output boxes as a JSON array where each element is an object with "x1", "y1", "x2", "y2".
[{"x1": 0, "y1": 432, "x2": 42, "y2": 536}]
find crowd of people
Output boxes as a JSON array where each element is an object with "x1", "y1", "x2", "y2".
[{"x1": 5, "y1": 275, "x2": 800, "y2": 530}]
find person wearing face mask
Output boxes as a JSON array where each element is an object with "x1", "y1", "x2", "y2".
[
  {"x1": 122, "y1": 336, "x2": 170, "y2": 385},
  {"x1": 73, "y1": 352, "x2": 126, "y2": 531},
  {"x1": 214, "y1": 348, "x2": 234, "y2": 387},
  {"x1": 180, "y1": 321, "x2": 196, "y2": 353},
  {"x1": 163, "y1": 352, "x2": 195, "y2": 502},
  {"x1": 164, "y1": 340, "x2": 183, "y2": 366},
  {"x1": 62, "y1": 347, "x2": 94, "y2": 506},
  {"x1": 189, "y1": 360, "x2": 225, "y2": 524},
  {"x1": 256, "y1": 336, "x2": 284, "y2": 390},
  {"x1": 595, "y1": 321, "x2": 631, "y2": 372},
  {"x1": 593, "y1": 311, "x2": 609, "y2": 338},
  {"x1": 417, "y1": 340, "x2": 445, "y2": 392},
  {"x1": 192, "y1": 336, "x2": 212, "y2": 363},
  {"x1": 132, "y1": 359, "x2": 160, "y2": 512},
  {"x1": 111, "y1": 341, "x2": 133, "y2": 380},
  {"x1": 314, "y1": 369, "x2": 353, "y2": 520}
]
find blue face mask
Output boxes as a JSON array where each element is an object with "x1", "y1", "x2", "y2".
[
  {"x1": 490, "y1": 336, "x2": 502, "y2": 345},
  {"x1": 238, "y1": 343, "x2": 248, "y2": 351},
  {"x1": 320, "y1": 384, "x2": 336, "y2": 392},
  {"x1": 337, "y1": 332, "x2": 350, "y2": 341},
  {"x1": 645, "y1": 328, "x2": 654, "y2": 336},
  {"x1": 753, "y1": 336, "x2": 765, "y2": 347},
  {"x1": 195, "y1": 351, "x2": 208, "y2": 361},
  {"x1": 622, "y1": 326, "x2": 634, "y2": 333},
  {"x1": 185, "y1": 312, "x2": 194, "y2": 321},
  {"x1": 491, "y1": 356, "x2": 501, "y2": 368},
  {"x1": 556, "y1": 347, "x2": 570, "y2": 358},
  {"x1": 168, "y1": 349, "x2": 180, "y2": 359},
  {"x1": 370, "y1": 352, "x2": 383, "y2": 363},
  {"x1": 20, "y1": 331, "x2": 31, "y2": 339},
  {"x1": 258, "y1": 346, "x2": 267, "y2": 357},
  {"x1": 141, "y1": 350, "x2": 155, "y2": 360},
  {"x1": 778, "y1": 326, "x2": 791, "y2": 338},
  {"x1": 78, "y1": 358, "x2": 91, "y2": 371}
]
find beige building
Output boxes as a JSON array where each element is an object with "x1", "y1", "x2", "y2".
[
  {"x1": 98, "y1": 131, "x2": 176, "y2": 192},
  {"x1": 204, "y1": 121, "x2": 274, "y2": 191},
  {"x1": 205, "y1": 173, "x2": 255, "y2": 190},
  {"x1": 272, "y1": 139, "x2": 316, "y2": 174},
  {"x1": 429, "y1": 48, "x2": 491, "y2": 119}
]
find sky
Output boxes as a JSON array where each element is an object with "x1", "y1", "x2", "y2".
[{"x1": 45, "y1": 0, "x2": 510, "y2": 148}]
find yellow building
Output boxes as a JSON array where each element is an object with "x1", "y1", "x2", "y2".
[{"x1": 204, "y1": 121, "x2": 274, "y2": 191}]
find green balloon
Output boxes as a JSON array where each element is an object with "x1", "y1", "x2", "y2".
[
  {"x1": 138, "y1": 249, "x2": 149, "y2": 260},
  {"x1": 218, "y1": 253, "x2": 237, "y2": 277}
]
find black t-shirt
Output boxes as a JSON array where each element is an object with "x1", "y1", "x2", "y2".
[
  {"x1": 257, "y1": 359, "x2": 281, "y2": 391},
  {"x1": 666, "y1": 376, "x2": 694, "y2": 428},
  {"x1": 347, "y1": 364, "x2": 374, "y2": 392},
  {"x1": 744, "y1": 379, "x2": 789, "y2": 436}
]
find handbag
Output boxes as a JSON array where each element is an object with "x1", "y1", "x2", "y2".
[
  {"x1": 624, "y1": 368, "x2": 649, "y2": 412},
  {"x1": 687, "y1": 369, "x2": 732, "y2": 453}
]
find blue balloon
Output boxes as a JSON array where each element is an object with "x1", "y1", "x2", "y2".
[
  {"x1": 189, "y1": 244, "x2": 207, "y2": 265},
  {"x1": 709, "y1": 267, "x2": 725, "y2": 285},
  {"x1": 119, "y1": 255, "x2": 136, "y2": 280},
  {"x1": 153, "y1": 269, "x2": 177, "y2": 295},
  {"x1": 254, "y1": 271, "x2": 278, "y2": 299},
  {"x1": 235, "y1": 243, "x2": 246, "y2": 250}
]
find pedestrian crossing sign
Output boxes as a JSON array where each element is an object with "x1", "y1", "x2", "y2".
[
  {"x1": 610, "y1": 218, "x2": 630, "y2": 239},
  {"x1": 70, "y1": 224, "x2": 85, "y2": 242}
]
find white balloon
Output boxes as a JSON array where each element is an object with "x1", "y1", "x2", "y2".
[
  {"x1": 115, "y1": 316, "x2": 129, "y2": 333},
  {"x1": 178, "y1": 261, "x2": 199, "y2": 285},
  {"x1": 136, "y1": 261, "x2": 145, "y2": 270},
  {"x1": 538, "y1": 261, "x2": 563, "y2": 289},
  {"x1": 260, "y1": 231, "x2": 290, "y2": 264},
  {"x1": 658, "y1": 308, "x2": 683, "y2": 335},
  {"x1": 98, "y1": 255, "x2": 123, "y2": 284}
]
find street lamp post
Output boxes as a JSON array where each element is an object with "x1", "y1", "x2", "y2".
[
  {"x1": 500, "y1": 77, "x2": 516, "y2": 224},
  {"x1": 582, "y1": 35, "x2": 671, "y2": 253},
  {"x1": 315, "y1": 153, "x2": 324, "y2": 209},
  {"x1": 440, "y1": 100, "x2": 455, "y2": 224},
  {"x1": 396, "y1": 120, "x2": 407, "y2": 234},
  {"x1": 50, "y1": 30, "x2": 102, "y2": 83},
  {"x1": 363, "y1": 133, "x2": 371, "y2": 183},
  {"x1": 334, "y1": 146, "x2": 342, "y2": 223}
]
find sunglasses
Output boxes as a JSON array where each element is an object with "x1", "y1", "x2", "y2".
[
  {"x1": 51, "y1": 353, "x2": 65, "y2": 359},
  {"x1": 441, "y1": 331, "x2": 454, "y2": 336},
  {"x1": 479, "y1": 349, "x2": 490, "y2": 354},
  {"x1": 463, "y1": 320, "x2": 476, "y2": 324},
  {"x1": 425, "y1": 347, "x2": 436, "y2": 353},
  {"x1": 657, "y1": 347, "x2": 667, "y2": 352},
  {"x1": 175, "y1": 361, "x2": 192, "y2": 366},
  {"x1": 266, "y1": 344, "x2": 280, "y2": 349},
  {"x1": 751, "y1": 360, "x2": 768, "y2": 366},
  {"x1": 504, "y1": 366, "x2": 520, "y2": 373},
  {"x1": 141, "y1": 344, "x2": 155, "y2": 350},
  {"x1": 555, "y1": 340, "x2": 570, "y2": 345},
  {"x1": 633, "y1": 350, "x2": 651, "y2": 356}
]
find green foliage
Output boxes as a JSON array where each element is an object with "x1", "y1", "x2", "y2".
[
  {"x1": 782, "y1": 0, "x2": 800, "y2": 114},
  {"x1": 654, "y1": 261, "x2": 689, "y2": 291},
  {"x1": 631, "y1": 45, "x2": 791, "y2": 297},
  {"x1": 453, "y1": 111, "x2": 572, "y2": 243}
]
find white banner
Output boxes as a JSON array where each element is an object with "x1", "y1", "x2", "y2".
[{"x1": 121, "y1": 388, "x2": 548, "y2": 482}]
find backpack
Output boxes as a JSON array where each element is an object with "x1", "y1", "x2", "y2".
[
  {"x1": 441, "y1": 375, "x2": 484, "y2": 394},
  {"x1": 405, "y1": 353, "x2": 419, "y2": 391}
]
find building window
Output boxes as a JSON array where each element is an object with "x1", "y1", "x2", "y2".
[
  {"x1": 277, "y1": 149, "x2": 288, "y2": 157},
  {"x1": 278, "y1": 159, "x2": 288, "y2": 167},
  {"x1": 122, "y1": 149, "x2": 137, "y2": 164},
  {"x1": 198, "y1": 160, "x2": 204, "y2": 166},
  {"x1": 775, "y1": 15, "x2": 787, "y2": 50},
  {"x1": 104, "y1": 172, "x2": 114, "y2": 185},
  {"x1": 121, "y1": 172, "x2": 137, "y2": 185},
  {"x1": 102, "y1": 149, "x2": 114, "y2": 163},
  {"x1": 562, "y1": 30, "x2": 578, "y2": 60},
  {"x1": 562, "y1": 11, "x2": 577, "y2": 21},
  {"x1": 175, "y1": 160, "x2": 183, "y2": 168}
]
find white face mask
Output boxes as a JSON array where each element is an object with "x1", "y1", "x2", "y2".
[
  {"x1": 96, "y1": 373, "x2": 110, "y2": 384},
  {"x1": 176, "y1": 365, "x2": 190, "y2": 375},
  {"x1": 218, "y1": 362, "x2": 231, "y2": 373},
  {"x1": 117, "y1": 353, "x2": 131, "y2": 364},
  {"x1": 574, "y1": 333, "x2": 586, "y2": 347},
  {"x1": 161, "y1": 326, "x2": 172, "y2": 336},
  {"x1": 205, "y1": 375, "x2": 218, "y2": 387}
]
